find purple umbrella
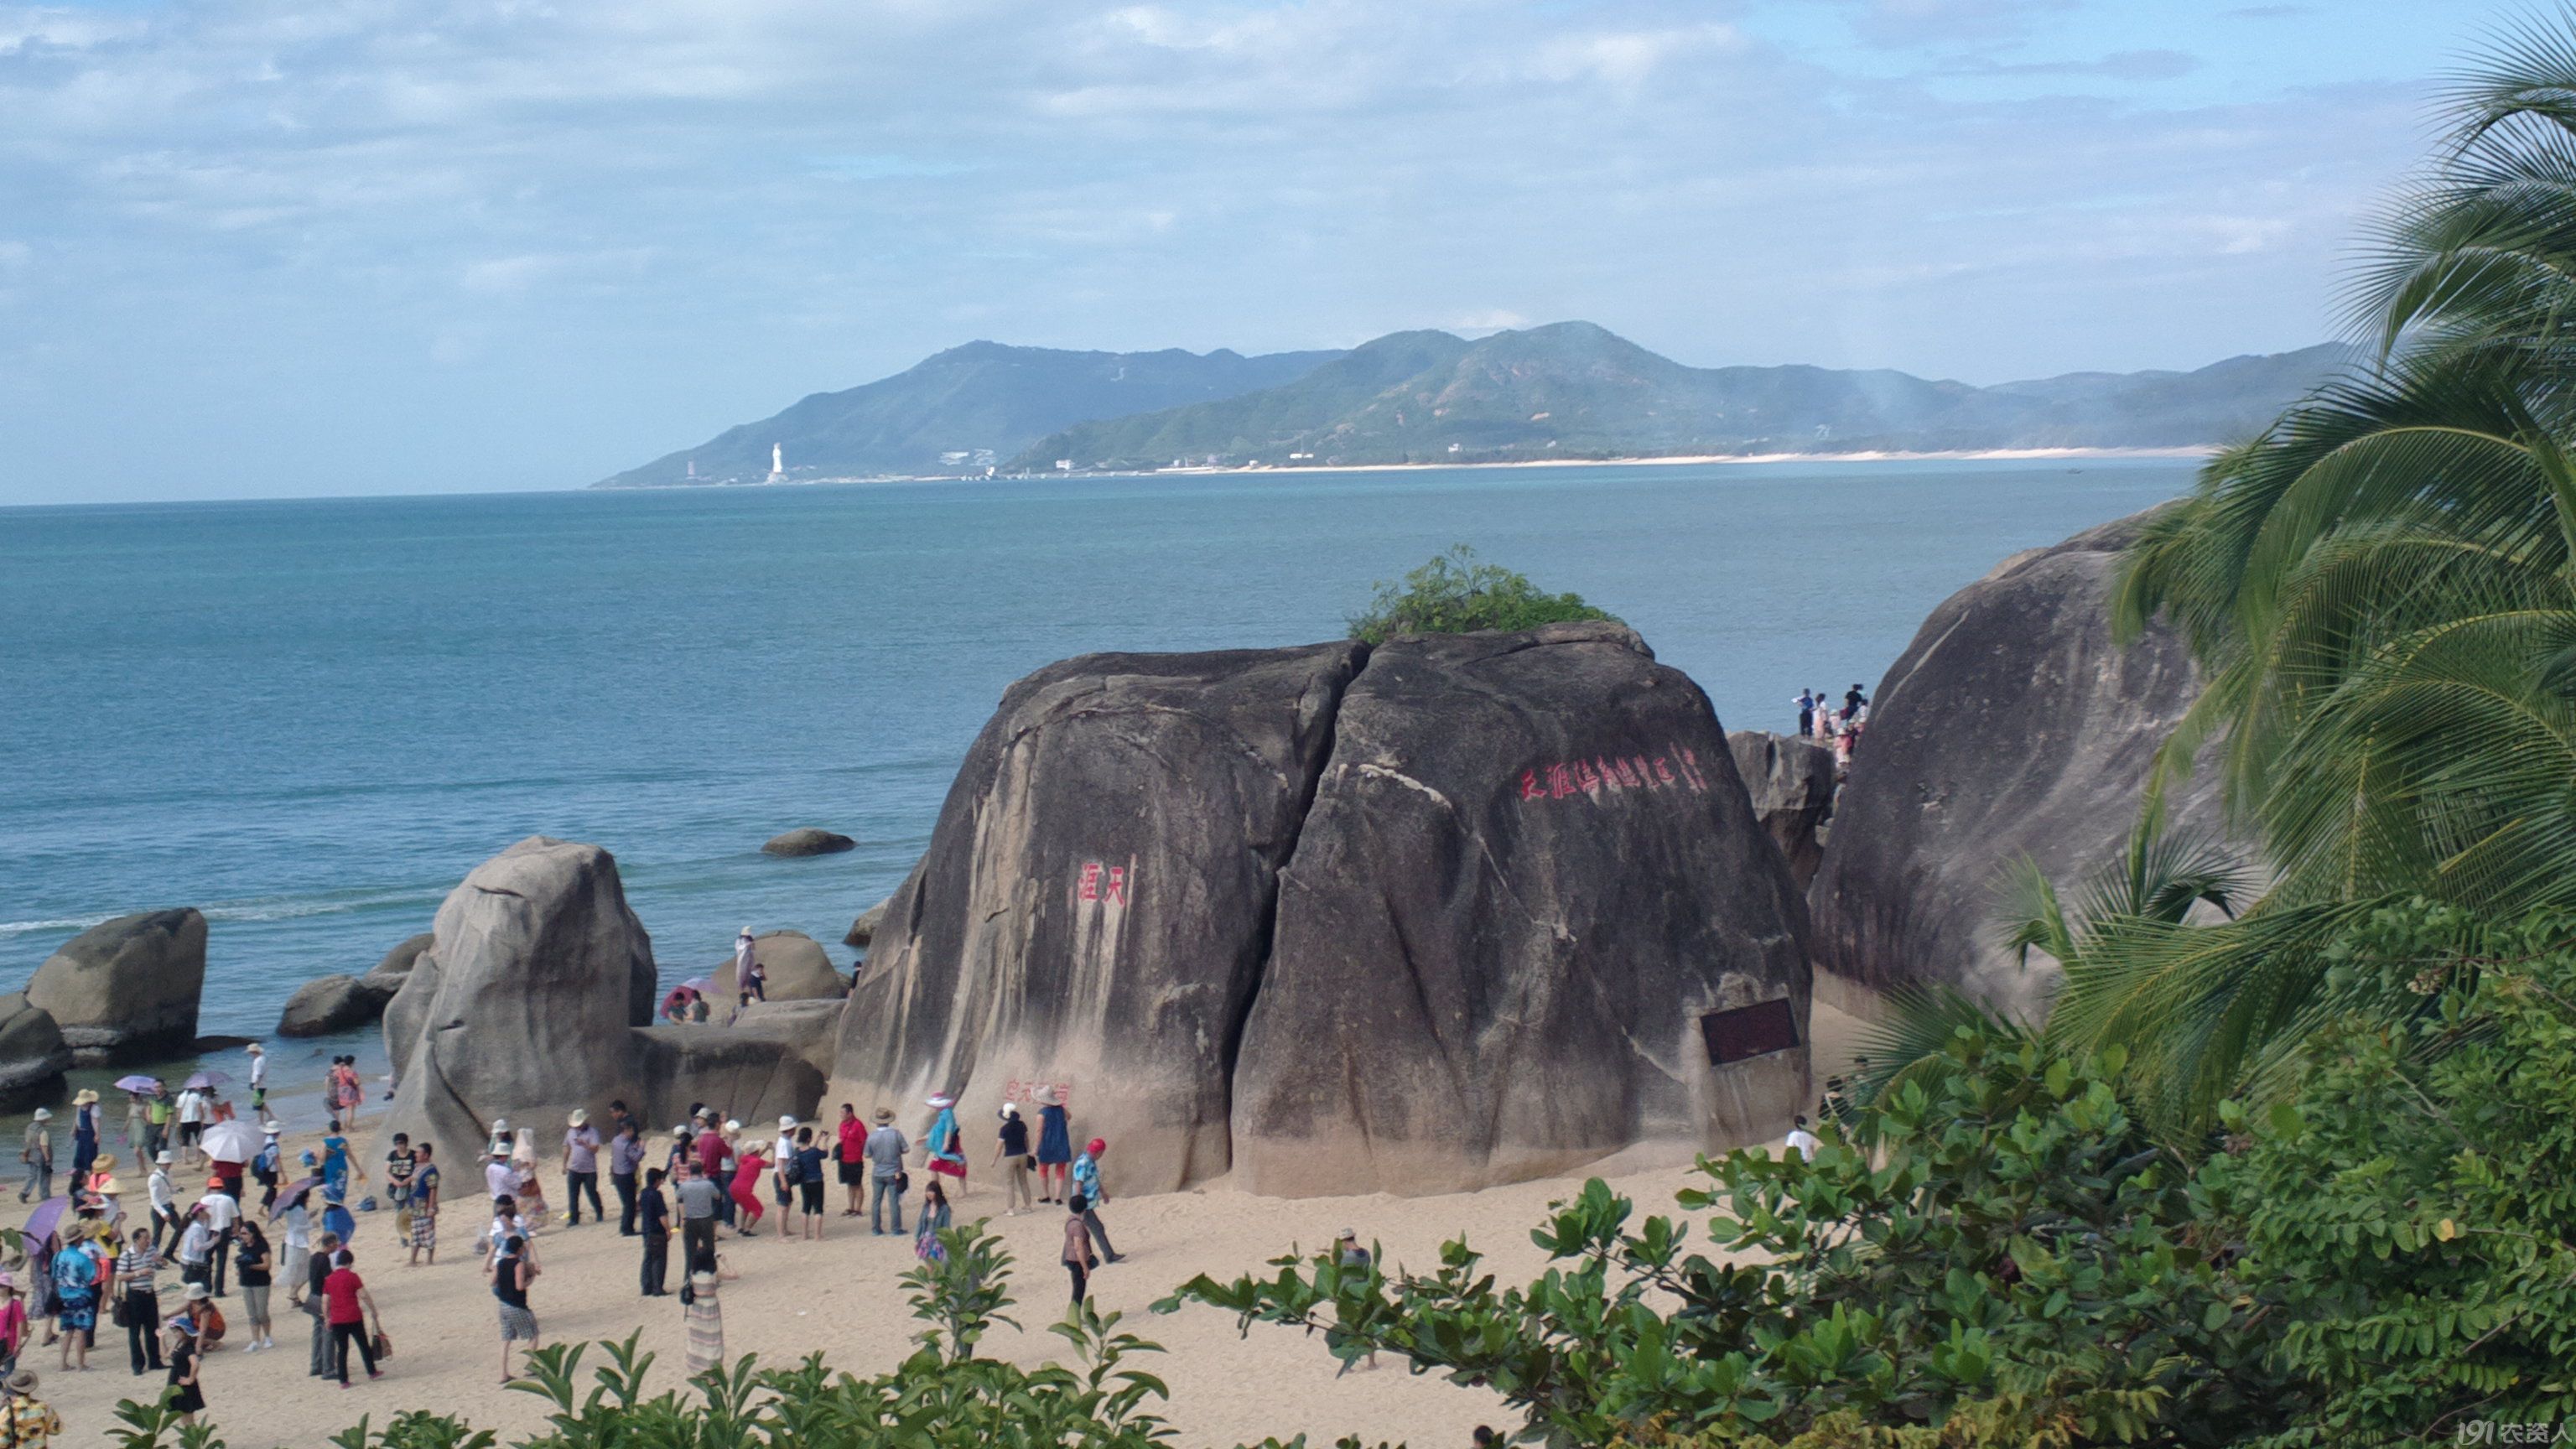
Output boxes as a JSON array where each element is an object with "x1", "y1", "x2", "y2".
[
  {"x1": 112, "y1": 1075, "x2": 159, "y2": 1093},
  {"x1": 181, "y1": 1070, "x2": 230, "y2": 1090},
  {"x1": 21, "y1": 1197, "x2": 66, "y2": 1249},
  {"x1": 267, "y1": 1175, "x2": 322, "y2": 1219}
]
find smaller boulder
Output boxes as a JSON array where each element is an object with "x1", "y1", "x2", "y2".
[
  {"x1": 630, "y1": 1022, "x2": 828, "y2": 1129},
  {"x1": 361, "y1": 932, "x2": 434, "y2": 995},
  {"x1": 1727, "y1": 731, "x2": 1840, "y2": 891},
  {"x1": 27, "y1": 909, "x2": 207, "y2": 1063},
  {"x1": 763, "y1": 828, "x2": 856, "y2": 857},
  {"x1": 278, "y1": 974, "x2": 396, "y2": 1038},
  {"x1": 0, "y1": 995, "x2": 70, "y2": 1109},
  {"x1": 844, "y1": 896, "x2": 892, "y2": 949},
  {"x1": 714, "y1": 931, "x2": 843, "y2": 1002}
]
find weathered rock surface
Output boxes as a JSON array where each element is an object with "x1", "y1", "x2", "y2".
[
  {"x1": 829, "y1": 641, "x2": 1365, "y2": 1194},
  {"x1": 729, "y1": 999, "x2": 846, "y2": 1075},
  {"x1": 278, "y1": 975, "x2": 394, "y2": 1037},
  {"x1": 844, "y1": 897, "x2": 891, "y2": 949},
  {"x1": 1232, "y1": 623, "x2": 1811, "y2": 1197},
  {"x1": 1806, "y1": 510, "x2": 2222, "y2": 1021},
  {"x1": 0, "y1": 995, "x2": 71, "y2": 1106},
  {"x1": 763, "y1": 828, "x2": 856, "y2": 857},
  {"x1": 377, "y1": 838, "x2": 658, "y2": 1161},
  {"x1": 1728, "y1": 731, "x2": 1839, "y2": 891},
  {"x1": 632, "y1": 1020, "x2": 830, "y2": 1128},
  {"x1": 361, "y1": 933, "x2": 434, "y2": 994},
  {"x1": 712, "y1": 930, "x2": 843, "y2": 1002},
  {"x1": 27, "y1": 909, "x2": 206, "y2": 1063}
]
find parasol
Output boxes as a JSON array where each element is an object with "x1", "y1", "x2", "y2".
[
  {"x1": 112, "y1": 1075, "x2": 160, "y2": 1093},
  {"x1": 181, "y1": 1070, "x2": 231, "y2": 1090},
  {"x1": 267, "y1": 1175, "x2": 322, "y2": 1219},
  {"x1": 679, "y1": 976, "x2": 714, "y2": 994},
  {"x1": 201, "y1": 1119, "x2": 259, "y2": 1162},
  {"x1": 21, "y1": 1198, "x2": 66, "y2": 1249}
]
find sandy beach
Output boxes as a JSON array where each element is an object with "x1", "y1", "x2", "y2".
[{"x1": 18, "y1": 1006, "x2": 1863, "y2": 1446}]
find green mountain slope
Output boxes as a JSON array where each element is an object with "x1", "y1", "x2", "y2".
[
  {"x1": 1009, "y1": 322, "x2": 2354, "y2": 470},
  {"x1": 593, "y1": 341, "x2": 1343, "y2": 487}
]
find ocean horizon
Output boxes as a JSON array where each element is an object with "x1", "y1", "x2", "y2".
[{"x1": 1, "y1": 457, "x2": 2195, "y2": 1053}]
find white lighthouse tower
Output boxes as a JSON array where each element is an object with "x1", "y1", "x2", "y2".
[{"x1": 766, "y1": 443, "x2": 786, "y2": 483}]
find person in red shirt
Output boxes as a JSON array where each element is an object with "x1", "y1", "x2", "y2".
[
  {"x1": 835, "y1": 1104, "x2": 867, "y2": 1218},
  {"x1": 320, "y1": 1249, "x2": 382, "y2": 1387},
  {"x1": 694, "y1": 1123, "x2": 736, "y2": 1232}
]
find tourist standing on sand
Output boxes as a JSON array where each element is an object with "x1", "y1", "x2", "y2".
[
  {"x1": 246, "y1": 1042, "x2": 267, "y2": 1114},
  {"x1": 112, "y1": 1226, "x2": 163, "y2": 1375},
  {"x1": 484, "y1": 1143, "x2": 515, "y2": 1214},
  {"x1": 923, "y1": 1095, "x2": 967, "y2": 1193},
  {"x1": 252, "y1": 1125, "x2": 281, "y2": 1212},
  {"x1": 1062, "y1": 1195, "x2": 1096, "y2": 1306},
  {"x1": 406, "y1": 1142, "x2": 440, "y2": 1265},
  {"x1": 836, "y1": 1104, "x2": 867, "y2": 1217},
  {"x1": 174, "y1": 1087, "x2": 204, "y2": 1166},
  {"x1": 683, "y1": 1270, "x2": 724, "y2": 1376},
  {"x1": 609, "y1": 1120, "x2": 643, "y2": 1235},
  {"x1": 49, "y1": 1225, "x2": 96, "y2": 1372},
  {"x1": 322, "y1": 1248, "x2": 383, "y2": 1386},
  {"x1": 198, "y1": 1180, "x2": 238, "y2": 1296},
  {"x1": 319, "y1": 1129, "x2": 357, "y2": 1206},
  {"x1": 561, "y1": 1110, "x2": 604, "y2": 1227},
  {"x1": 674, "y1": 1161, "x2": 720, "y2": 1274},
  {"x1": 278, "y1": 1191, "x2": 312, "y2": 1310},
  {"x1": 69, "y1": 1092, "x2": 99, "y2": 1185},
  {"x1": 147, "y1": 1152, "x2": 178, "y2": 1253},
  {"x1": 121, "y1": 1090, "x2": 146, "y2": 1158},
  {"x1": 174, "y1": 1206, "x2": 214, "y2": 1295},
  {"x1": 1783, "y1": 1115, "x2": 1821, "y2": 1161},
  {"x1": 299, "y1": 1230, "x2": 340, "y2": 1378},
  {"x1": 791, "y1": 1128, "x2": 827, "y2": 1240},
  {"x1": 1071, "y1": 1139, "x2": 1122, "y2": 1263},
  {"x1": 234, "y1": 1220, "x2": 273, "y2": 1350},
  {"x1": 694, "y1": 1121, "x2": 736, "y2": 1229},
  {"x1": 770, "y1": 1116, "x2": 799, "y2": 1238},
  {"x1": 161, "y1": 1316, "x2": 204, "y2": 1425},
  {"x1": 728, "y1": 1140, "x2": 768, "y2": 1233},
  {"x1": 0, "y1": 1274, "x2": 28, "y2": 1376},
  {"x1": 491, "y1": 1233, "x2": 539, "y2": 1384},
  {"x1": 1, "y1": 1368, "x2": 59, "y2": 1444},
  {"x1": 1034, "y1": 1086, "x2": 1072, "y2": 1204},
  {"x1": 994, "y1": 1103, "x2": 1034, "y2": 1216},
  {"x1": 914, "y1": 1181, "x2": 951, "y2": 1264},
  {"x1": 864, "y1": 1109, "x2": 907, "y2": 1235},
  {"x1": 637, "y1": 1167, "x2": 671, "y2": 1296},
  {"x1": 18, "y1": 1109, "x2": 51, "y2": 1205},
  {"x1": 143, "y1": 1087, "x2": 170, "y2": 1160}
]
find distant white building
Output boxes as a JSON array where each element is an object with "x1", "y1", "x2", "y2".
[{"x1": 767, "y1": 443, "x2": 786, "y2": 481}]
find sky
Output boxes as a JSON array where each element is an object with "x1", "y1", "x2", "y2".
[{"x1": 0, "y1": 0, "x2": 2508, "y2": 503}]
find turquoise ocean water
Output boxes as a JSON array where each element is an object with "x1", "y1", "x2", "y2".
[{"x1": 0, "y1": 459, "x2": 2195, "y2": 1104}]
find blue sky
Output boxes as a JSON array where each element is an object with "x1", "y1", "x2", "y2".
[{"x1": 0, "y1": 0, "x2": 2501, "y2": 502}]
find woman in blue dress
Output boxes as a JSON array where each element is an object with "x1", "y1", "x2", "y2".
[
  {"x1": 69, "y1": 1091, "x2": 100, "y2": 1185},
  {"x1": 319, "y1": 1133, "x2": 353, "y2": 1202},
  {"x1": 1034, "y1": 1086, "x2": 1072, "y2": 1206}
]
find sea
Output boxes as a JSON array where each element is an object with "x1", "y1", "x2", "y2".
[{"x1": 0, "y1": 458, "x2": 2196, "y2": 1123}]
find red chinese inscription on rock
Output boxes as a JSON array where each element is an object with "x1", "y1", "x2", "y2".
[{"x1": 1515, "y1": 744, "x2": 1711, "y2": 803}]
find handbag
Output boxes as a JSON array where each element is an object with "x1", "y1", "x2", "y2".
[
  {"x1": 896, "y1": 1171, "x2": 911, "y2": 1196},
  {"x1": 371, "y1": 1328, "x2": 393, "y2": 1361}
]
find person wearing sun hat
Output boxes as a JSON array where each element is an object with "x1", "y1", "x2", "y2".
[
  {"x1": 18, "y1": 1108, "x2": 51, "y2": 1206},
  {"x1": 161, "y1": 1312, "x2": 205, "y2": 1424},
  {"x1": 67, "y1": 1090, "x2": 100, "y2": 1187},
  {"x1": 922, "y1": 1093, "x2": 966, "y2": 1192},
  {"x1": 1033, "y1": 1083, "x2": 1072, "y2": 1204},
  {"x1": 47, "y1": 1222, "x2": 98, "y2": 1372},
  {"x1": 864, "y1": 1108, "x2": 908, "y2": 1235},
  {"x1": 559, "y1": 1109, "x2": 603, "y2": 1228},
  {"x1": 0, "y1": 1365, "x2": 60, "y2": 1444}
]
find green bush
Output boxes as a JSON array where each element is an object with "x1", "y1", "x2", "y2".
[{"x1": 1346, "y1": 545, "x2": 1616, "y2": 645}]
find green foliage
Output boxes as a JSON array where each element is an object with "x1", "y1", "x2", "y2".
[
  {"x1": 1346, "y1": 545, "x2": 1617, "y2": 645},
  {"x1": 1164, "y1": 1033, "x2": 2285, "y2": 1448}
]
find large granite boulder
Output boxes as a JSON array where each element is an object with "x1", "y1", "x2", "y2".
[
  {"x1": 0, "y1": 995, "x2": 70, "y2": 1107},
  {"x1": 712, "y1": 930, "x2": 843, "y2": 1002},
  {"x1": 844, "y1": 897, "x2": 891, "y2": 950},
  {"x1": 27, "y1": 909, "x2": 206, "y2": 1063},
  {"x1": 828, "y1": 641, "x2": 1365, "y2": 1194},
  {"x1": 1230, "y1": 622, "x2": 1811, "y2": 1197},
  {"x1": 377, "y1": 838, "x2": 658, "y2": 1162},
  {"x1": 361, "y1": 933, "x2": 434, "y2": 995},
  {"x1": 764, "y1": 828, "x2": 856, "y2": 857},
  {"x1": 1727, "y1": 731, "x2": 1839, "y2": 891},
  {"x1": 277, "y1": 975, "x2": 393, "y2": 1037},
  {"x1": 382, "y1": 945, "x2": 442, "y2": 1084},
  {"x1": 1806, "y1": 511, "x2": 2220, "y2": 1021}
]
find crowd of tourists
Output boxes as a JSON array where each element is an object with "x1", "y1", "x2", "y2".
[
  {"x1": 7, "y1": 1046, "x2": 1132, "y2": 1428},
  {"x1": 1792, "y1": 684, "x2": 1870, "y2": 768}
]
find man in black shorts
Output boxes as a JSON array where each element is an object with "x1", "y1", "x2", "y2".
[{"x1": 835, "y1": 1103, "x2": 866, "y2": 1216}]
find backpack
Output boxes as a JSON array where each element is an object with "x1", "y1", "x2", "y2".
[{"x1": 780, "y1": 1154, "x2": 802, "y2": 1186}]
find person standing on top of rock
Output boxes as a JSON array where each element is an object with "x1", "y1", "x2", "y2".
[
  {"x1": 730, "y1": 927, "x2": 759, "y2": 1023},
  {"x1": 19, "y1": 1109, "x2": 52, "y2": 1205},
  {"x1": 864, "y1": 1109, "x2": 907, "y2": 1236},
  {"x1": 1841, "y1": 683, "x2": 1867, "y2": 724},
  {"x1": 1794, "y1": 689, "x2": 1815, "y2": 737}
]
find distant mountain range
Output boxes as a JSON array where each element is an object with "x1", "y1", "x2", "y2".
[{"x1": 594, "y1": 323, "x2": 2354, "y2": 487}]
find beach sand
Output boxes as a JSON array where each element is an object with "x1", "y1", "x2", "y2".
[{"x1": 27, "y1": 1004, "x2": 1865, "y2": 1446}]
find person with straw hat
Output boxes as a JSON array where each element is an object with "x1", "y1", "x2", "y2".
[
  {"x1": 863, "y1": 1108, "x2": 907, "y2": 1235},
  {"x1": 67, "y1": 1091, "x2": 99, "y2": 1187},
  {"x1": 18, "y1": 1108, "x2": 51, "y2": 1206},
  {"x1": 1034, "y1": 1083, "x2": 1072, "y2": 1204},
  {"x1": 0, "y1": 1367, "x2": 60, "y2": 1445},
  {"x1": 46, "y1": 1223, "x2": 96, "y2": 1372}
]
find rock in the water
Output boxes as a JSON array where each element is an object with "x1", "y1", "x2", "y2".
[
  {"x1": 712, "y1": 930, "x2": 844, "y2": 1002},
  {"x1": 26, "y1": 909, "x2": 206, "y2": 1064},
  {"x1": 1727, "y1": 731, "x2": 1839, "y2": 891},
  {"x1": 361, "y1": 932, "x2": 434, "y2": 994},
  {"x1": 1806, "y1": 511, "x2": 2222, "y2": 1021},
  {"x1": 0, "y1": 995, "x2": 70, "y2": 1107},
  {"x1": 632, "y1": 1019, "x2": 830, "y2": 1128},
  {"x1": 830, "y1": 641, "x2": 1365, "y2": 1194},
  {"x1": 843, "y1": 897, "x2": 891, "y2": 949},
  {"x1": 763, "y1": 828, "x2": 856, "y2": 857},
  {"x1": 377, "y1": 838, "x2": 658, "y2": 1161},
  {"x1": 1231, "y1": 623, "x2": 1811, "y2": 1197},
  {"x1": 278, "y1": 975, "x2": 395, "y2": 1038}
]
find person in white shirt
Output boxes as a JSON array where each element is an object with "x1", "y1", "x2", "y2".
[
  {"x1": 174, "y1": 1088, "x2": 209, "y2": 1166},
  {"x1": 246, "y1": 1043, "x2": 269, "y2": 1113},
  {"x1": 175, "y1": 1207, "x2": 216, "y2": 1293},
  {"x1": 148, "y1": 1152, "x2": 180, "y2": 1253},
  {"x1": 485, "y1": 1147, "x2": 517, "y2": 1206},
  {"x1": 279, "y1": 1197, "x2": 313, "y2": 1311},
  {"x1": 198, "y1": 1185, "x2": 239, "y2": 1296},
  {"x1": 1782, "y1": 1114, "x2": 1822, "y2": 1162}
]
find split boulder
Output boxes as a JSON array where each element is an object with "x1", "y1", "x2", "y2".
[
  {"x1": 1727, "y1": 730, "x2": 1839, "y2": 891},
  {"x1": 27, "y1": 909, "x2": 206, "y2": 1063}
]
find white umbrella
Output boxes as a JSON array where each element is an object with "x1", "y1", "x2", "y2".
[{"x1": 200, "y1": 1119, "x2": 260, "y2": 1163}]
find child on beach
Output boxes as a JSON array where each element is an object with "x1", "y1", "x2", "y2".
[{"x1": 914, "y1": 1181, "x2": 951, "y2": 1264}]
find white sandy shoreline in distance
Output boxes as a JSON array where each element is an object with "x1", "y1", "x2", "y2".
[{"x1": 33, "y1": 1005, "x2": 1862, "y2": 1446}]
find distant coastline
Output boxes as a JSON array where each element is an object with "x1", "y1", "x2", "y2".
[{"x1": 600, "y1": 445, "x2": 2218, "y2": 491}]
